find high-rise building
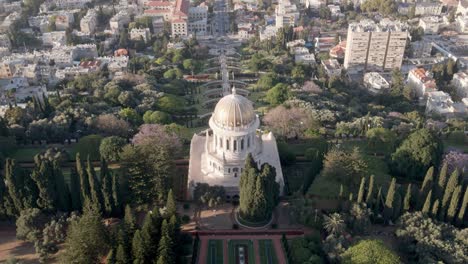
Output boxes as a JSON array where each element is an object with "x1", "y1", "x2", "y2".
[{"x1": 344, "y1": 19, "x2": 409, "y2": 74}]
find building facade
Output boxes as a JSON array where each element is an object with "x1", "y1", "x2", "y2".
[
  {"x1": 344, "y1": 19, "x2": 409, "y2": 74},
  {"x1": 188, "y1": 88, "x2": 284, "y2": 199}
]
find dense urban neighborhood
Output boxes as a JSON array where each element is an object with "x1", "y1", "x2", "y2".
[{"x1": 0, "y1": 0, "x2": 467, "y2": 263}]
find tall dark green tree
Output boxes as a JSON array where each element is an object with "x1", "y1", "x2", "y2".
[
  {"x1": 419, "y1": 166, "x2": 434, "y2": 209},
  {"x1": 106, "y1": 248, "x2": 116, "y2": 264},
  {"x1": 112, "y1": 174, "x2": 121, "y2": 216},
  {"x1": 141, "y1": 209, "x2": 161, "y2": 263},
  {"x1": 115, "y1": 243, "x2": 129, "y2": 264},
  {"x1": 76, "y1": 153, "x2": 90, "y2": 203},
  {"x1": 156, "y1": 219, "x2": 174, "y2": 264},
  {"x1": 69, "y1": 168, "x2": 82, "y2": 211},
  {"x1": 439, "y1": 169, "x2": 459, "y2": 221},
  {"x1": 31, "y1": 158, "x2": 57, "y2": 211},
  {"x1": 61, "y1": 201, "x2": 109, "y2": 263},
  {"x1": 456, "y1": 186, "x2": 467, "y2": 226},
  {"x1": 366, "y1": 175, "x2": 375, "y2": 204},
  {"x1": 391, "y1": 129, "x2": 442, "y2": 180},
  {"x1": 86, "y1": 157, "x2": 103, "y2": 212},
  {"x1": 239, "y1": 154, "x2": 280, "y2": 222},
  {"x1": 436, "y1": 163, "x2": 448, "y2": 200},
  {"x1": 422, "y1": 190, "x2": 432, "y2": 215},
  {"x1": 132, "y1": 230, "x2": 145, "y2": 264},
  {"x1": 357, "y1": 177, "x2": 366, "y2": 204},
  {"x1": 165, "y1": 189, "x2": 177, "y2": 217},
  {"x1": 53, "y1": 160, "x2": 70, "y2": 211},
  {"x1": 403, "y1": 184, "x2": 412, "y2": 212},
  {"x1": 446, "y1": 185, "x2": 462, "y2": 223},
  {"x1": 100, "y1": 159, "x2": 114, "y2": 216},
  {"x1": 384, "y1": 178, "x2": 397, "y2": 221}
]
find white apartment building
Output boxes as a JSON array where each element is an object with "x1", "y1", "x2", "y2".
[
  {"x1": 321, "y1": 59, "x2": 342, "y2": 77},
  {"x1": 42, "y1": 31, "x2": 67, "y2": 47},
  {"x1": 407, "y1": 67, "x2": 437, "y2": 99},
  {"x1": 275, "y1": 0, "x2": 300, "y2": 30},
  {"x1": 452, "y1": 71, "x2": 468, "y2": 98},
  {"x1": 344, "y1": 19, "x2": 409, "y2": 74},
  {"x1": 130, "y1": 28, "x2": 151, "y2": 42},
  {"x1": 415, "y1": 2, "x2": 443, "y2": 16},
  {"x1": 363, "y1": 72, "x2": 390, "y2": 94},
  {"x1": 425, "y1": 91, "x2": 455, "y2": 116},
  {"x1": 419, "y1": 16, "x2": 441, "y2": 35},
  {"x1": 80, "y1": 9, "x2": 97, "y2": 34},
  {"x1": 110, "y1": 11, "x2": 131, "y2": 32}
]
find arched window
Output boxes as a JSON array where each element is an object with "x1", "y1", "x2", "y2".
[
  {"x1": 233, "y1": 140, "x2": 237, "y2": 151},
  {"x1": 234, "y1": 173, "x2": 237, "y2": 178},
  {"x1": 228, "y1": 168, "x2": 231, "y2": 173},
  {"x1": 241, "y1": 139, "x2": 244, "y2": 150},
  {"x1": 247, "y1": 137, "x2": 250, "y2": 148},
  {"x1": 226, "y1": 139, "x2": 230, "y2": 150},
  {"x1": 220, "y1": 138, "x2": 223, "y2": 148}
]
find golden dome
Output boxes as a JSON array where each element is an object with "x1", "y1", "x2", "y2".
[{"x1": 212, "y1": 88, "x2": 255, "y2": 128}]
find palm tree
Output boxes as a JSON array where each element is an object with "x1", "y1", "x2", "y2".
[{"x1": 323, "y1": 213, "x2": 345, "y2": 235}]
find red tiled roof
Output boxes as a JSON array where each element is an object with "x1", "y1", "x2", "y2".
[{"x1": 145, "y1": 1, "x2": 173, "y2": 7}]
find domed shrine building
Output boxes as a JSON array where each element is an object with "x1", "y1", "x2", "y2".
[{"x1": 188, "y1": 88, "x2": 284, "y2": 200}]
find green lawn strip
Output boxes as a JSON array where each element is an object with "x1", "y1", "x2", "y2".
[
  {"x1": 258, "y1": 240, "x2": 278, "y2": 264},
  {"x1": 228, "y1": 240, "x2": 255, "y2": 264},
  {"x1": 207, "y1": 239, "x2": 223, "y2": 264}
]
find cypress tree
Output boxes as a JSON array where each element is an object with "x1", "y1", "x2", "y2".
[
  {"x1": 374, "y1": 186, "x2": 382, "y2": 212},
  {"x1": 422, "y1": 190, "x2": 432, "y2": 215},
  {"x1": 357, "y1": 177, "x2": 366, "y2": 204},
  {"x1": 115, "y1": 244, "x2": 129, "y2": 264},
  {"x1": 431, "y1": 199, "x2": 440, "y2": 217},
  {"x1": 393, "y1": 193, "x2": 402, "y2": 219},
  {"x1": 365, "y1": 175, "x2": 375, "y2": 204},
  {"x1": 4, "y1": 158, "x2": 23, "y2": 214},
  {"x1": 31, "y1": 158, "x2": 56, "y2": 211},
  {"x1": 440, "y1": 169, "x2": 459, "y2": 221},
  {"x1": 384, "y1": 178, "x2": 396, "y2": 221},
  {"x1": 132, "y1": 230, "x2": 145, "y2": 264},
  {"x1": 69, "y1": 167, "x2": 82, "y2": 211},
  {"x1": 165, "y1": 189, "x2": 177, "y2": 217},
  {"x1": 339, "y1": 184, "x2": 344, "y2": 199},
  {"x1": 141, "y1": 211, "x2": 160, "y2": 262},
  {"x1": 156, "y1": 220, "x2": 173, "y2": 264},
  {"x1": 112, "y1": 174, "x2": 121, "y2": 216},
  {"x1": 436, "y1": 163, "x2": 448, "y2": 200},
  {"x1": 0, "y1": 162, "x2": 17, "y2": 217},
  {"x1": 447, "y1": 185, "x2": 462, "y2": 223},
  {"x1": 348, "y1": 193, "x2": 354, "y2": 201},
  {"x1": 106, "y1": 248, "x2": 116, "y2": 264},
  {"x1": 100, "y1": 159, "x2": 114, "y2": 216},
  {"x1": 53, "y1": 160, "x2": 70, "y2": 211},
  {"x1": 86, "y1": 157, "x2": 103, "y2": 213},
  {"x1": 124, "y1": 205, "x2": 136, "y2": 237},
  {"x1": 456, "y1": 186, "x2": 468, "y2": 226},
  {"x1": 403, "y1": 184, "x2": 412, "y2": 212},
  {"x1": 419, "y1": 166, "x2": 434, "y2": 209},
  {"x1": 76, "y1": 153, "x2": 90, "y2": 203}
]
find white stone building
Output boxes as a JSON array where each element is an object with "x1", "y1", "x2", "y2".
[
  {"x1": 130, "y1": 28, "x2": 151, "y2": 42},
  {"x1": 363, "y1": 72, "x2": 390, "y2": 94},
  {"x1": 188, "y1": 88, "x2": 284, "y2": 199},
  {"x1": 419, "y1": 16, "x2": 441, "y2": 35},
  {"x1": 110, "y1": 11, "x2": 131, "y2": 32},
  {"x1": 425, "y1": 91, "x2": 455, "y2": 116},
  {"x1": 407, "y1": 67, "x2": 438, "y2": 99},
  {"x1": 80, "y1": 9, "x2": 97, "y2": 34},
  {"x1": 415, "y1": 2, "x2": 443, "y2": 16},
  {"x1": 452, "y1": 71, "x2": 468, "y2": 98},
  {"x1": 322, "y1": 59, "x2": 342, "y2": 77},
  {"x1": 42, "y1": 31, "x2": 67, "y2": 47},
  {"x1": 275, "y1": 0, "x2": 300, "y2": 30},
  {"x1": 344, "y1": 19, "x2": 409, "y2": 74}
]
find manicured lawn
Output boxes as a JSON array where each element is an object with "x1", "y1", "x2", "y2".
[
  {"x1": 258, "y1": 240, "x2": 278, "y2": 264},
  {"x1": 228, "y1": 240, "x2": 255, "y2": 264},
  {"x1": 11, "y1": 145, "x2": 77, "y2": 162},
  {"x1": 207, "y1": 240, "x2": 223, "y2": 264}
]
